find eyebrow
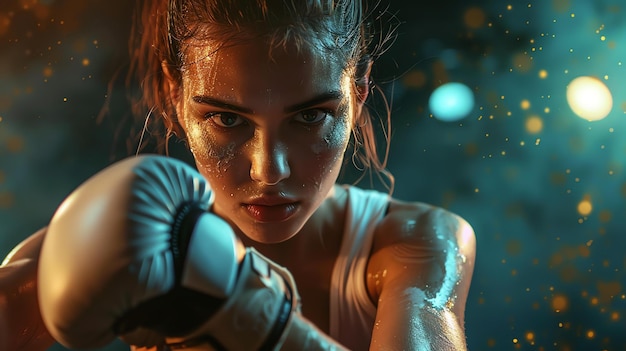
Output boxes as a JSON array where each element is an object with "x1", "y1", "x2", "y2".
[
  {"x1": 192, "y1": 90, "x2": 343, "y2": 115},
  {"x1": 284, "y1": 91, "x2": 343, "y2": 113},
  {"x1": 192, "y1": 96, "x2": 253, "y2": 114}
]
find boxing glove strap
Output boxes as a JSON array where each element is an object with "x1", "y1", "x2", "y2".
[
  {"x1": 170, "y1": 202, "x2": 207, "y2": 279},
  {"x1": 165, "y1": 294, "x2": 291, "y2": 351},
  {"x1": 166, "y1": 248, "x2": 300, "y2": 351},
  {"x1": 260, "y1": 291, "x2": 292, "y2": 351}
]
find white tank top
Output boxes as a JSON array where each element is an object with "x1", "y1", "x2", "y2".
[{"x1": 329, "y1": 185, "x2": 390, "y2": 350}]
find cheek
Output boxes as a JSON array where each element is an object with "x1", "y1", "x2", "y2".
[
  {"x1": 327, "y1": 116, "x2": 351, "y2": 152},
  {"x1": 307, "y1": 117, "x2": 351, "y2": 176},
  {"x1": 183, "y1": 119, "x2": 239, "y2": 178}
]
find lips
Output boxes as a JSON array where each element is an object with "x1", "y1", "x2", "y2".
[
  {"x1": 242, "y1": 195, "x2": 299, "y2": 222},
  {"x1": 244, "y1": 203, "x2": 298, "y2": 222}
]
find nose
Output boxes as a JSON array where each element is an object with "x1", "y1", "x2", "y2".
[{"x1": 249, "y1": 131, "x2": 291, "y2": 185}]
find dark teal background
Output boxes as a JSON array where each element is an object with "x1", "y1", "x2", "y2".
[{"x1": 1, "y1": 0, "x2": 625, "y2": 350}]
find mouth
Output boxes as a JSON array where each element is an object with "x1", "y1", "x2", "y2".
[{"x1": 242, "y1": 197, "x2": 300, "y2": 223}]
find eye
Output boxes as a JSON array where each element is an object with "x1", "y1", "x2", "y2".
[
  {"x1": 204, "y1": 112, "x2": 246, "y2": 128},
  {"x1": 294, "y1": 109, "x2": 329, "y2": 124}
]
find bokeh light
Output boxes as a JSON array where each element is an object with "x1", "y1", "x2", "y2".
[
  {"x1": 0, "y1": 13, "x2": 10, "y2": 36},
  {"x1": 551, "y1": 294, "x2": 569, "y2": 312},
  {"x1": 525, "y1": 115, "x2": 543, "y2": 134},
  {"x1": 577, "y1": 195, "x2": 593, "y2": 216},
  {"x1": 566, "y1": 76, "x2": 613, "y2": 121},
  {"x1": 428, "y1": 82, "x2": 475, "y2": 122},
  {"x1": 463, "y1": 7, "x2": 487, "y2": 29}
]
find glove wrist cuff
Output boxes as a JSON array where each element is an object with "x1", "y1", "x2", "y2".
[{"x1": 167, "y1": 248, "x2": 300, "y2": 351}]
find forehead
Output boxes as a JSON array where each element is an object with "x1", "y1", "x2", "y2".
[{"x1": 181, "y1": 39, "x2": 348, "y2": 101}]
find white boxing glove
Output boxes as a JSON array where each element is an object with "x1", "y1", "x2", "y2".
[{"x1": 38, "y1": 155, "x2": 299, "y2": 350}]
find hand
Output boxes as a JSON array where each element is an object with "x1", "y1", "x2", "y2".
[
  {"x1": 37, "y1": 155, "x2": 241, "y2": 349},
  {"x1": 38, "y1": 155, "x2": 297, "y2": 351}
]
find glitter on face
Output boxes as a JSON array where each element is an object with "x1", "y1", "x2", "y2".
[{"x1": 175, "y1": 39, "x2": 355, "y2": 243}]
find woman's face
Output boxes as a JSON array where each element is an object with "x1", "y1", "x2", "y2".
[{"x1": 175, "y1": 39, "x2": 357, "y2": 243}]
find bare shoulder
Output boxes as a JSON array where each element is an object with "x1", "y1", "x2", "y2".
[
  {"x1": 366, "y1": 199, "x2": 476, "y2": 319},
  {"x1": 372, "y1": 199, "x2": 475, "y2": 257}
]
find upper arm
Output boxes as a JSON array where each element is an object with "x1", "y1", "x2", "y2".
[
  {"x1": 366, "y1": 202, "x2": 476, "y2": 350},
  {"x1": 2, "y1": 227, "x2": 48, "y2": 266}
]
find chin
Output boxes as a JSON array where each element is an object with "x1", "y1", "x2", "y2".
[{"x1": 239, "y1": 218, "x2": 305, "y2": 244}]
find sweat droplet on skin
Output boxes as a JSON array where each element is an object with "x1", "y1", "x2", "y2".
[
  {"x1": 424, "y1": 238, "x2": 465, "y2": 309},
  {"x1": 391, "y1": 236, "x2": 465, "y2": 311},
  {"x1": 195, "y1": 142, "x2": 237, "y2": 176},
  {"x1": 311, "y1": 141, "x2": 325, "y2": 154}
]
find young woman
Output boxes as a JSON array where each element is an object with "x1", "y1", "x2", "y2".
[{"x1": 0, "y1": 0, "x2": 475, "y2": 350}]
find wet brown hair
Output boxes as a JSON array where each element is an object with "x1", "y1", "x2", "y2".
[{"x1": 127, "y1": 0, "x2": 395, "y2": 190}]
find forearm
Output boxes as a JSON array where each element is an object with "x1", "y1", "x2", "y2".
[{"x1": 370, "y1": 303, "x2": 467, "y2": 351}]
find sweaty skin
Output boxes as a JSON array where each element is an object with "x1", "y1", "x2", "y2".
[
  {"x1": 367, "y1": 201, "x2": 475, "y2": 350},
  {"x1": 173, "y1": 39, "x2": 354, "y2": 244}
]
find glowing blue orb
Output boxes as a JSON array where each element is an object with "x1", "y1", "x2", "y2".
[{"x1": 428, "y1": 82, "x2": 475, "y2": 122}]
